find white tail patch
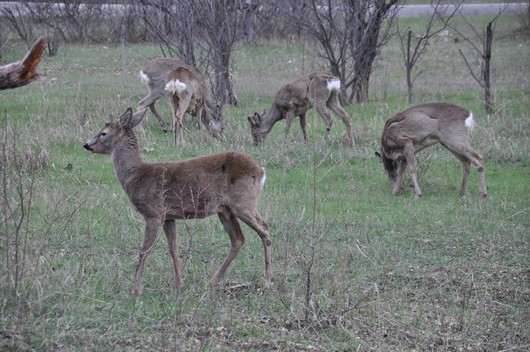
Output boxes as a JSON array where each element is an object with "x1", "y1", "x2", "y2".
[
  {"x1": 327, "y1": 79, "x2": 341, "y2": 91},
  {"x1": 165, "y1": 79, "x2": 187, "y2": 94},
  {"x1": 260, "y1": 167, "x2": 266, "y2": 189},
  {"x1": 465, "y1": 112, "x2": 474, "y2": 132},
  {"x1": 139, "y1": 70, "x2": 149, "y2": 84}
]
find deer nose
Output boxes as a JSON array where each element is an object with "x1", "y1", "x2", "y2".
[{"x1": 83, "y1": 143, "x2": 92, "y2": 151}]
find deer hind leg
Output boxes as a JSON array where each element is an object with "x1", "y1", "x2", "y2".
[
  {"x1": 138, "y1": 86, "x2": 169, "y2": 132},
  {"x1": 314, "y1": 105, "x2": 333, "y2": 144},
  {"x1": 210, "y1": 208, "x2": 246, "y2": 288},
  {"x1": 170, "y1": 94, "x2": 189, "y2": 147},
  {"x1": 195, "y1": 106, "x2": 205, "y2": 131},
  {"x1": 327, "y1": 92, "x2": 355, "y2": 147},
  {"x1": 231, "y1": 206, "x2": 272, "y2": 289},
  {"x1": 135, "y1": 217, "x2": 161, "y2": 295},
  {"x1": 445, "y1": 143, "x2": 487, "y2": 199},
  {"x1": 163, "y1": 220, "x2": 183, "y2": 289}
]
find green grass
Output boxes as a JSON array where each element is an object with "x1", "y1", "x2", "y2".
[{"x1": 1, "y1": 14, "x2": 529, "y2": 351}]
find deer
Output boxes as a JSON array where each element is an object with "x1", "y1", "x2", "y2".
[
  {"x1": 375, "y1": 102, "x2": 487, "y2": 200},
  {"x1": 138, "y1": 57, "x2": 222, "y2": 140},
  {"x1": 247, "y1": 71, "x2": 355, "y2": 148},
  {"x1": 164, "y1": 66, "x2": 216, "y2": 146},
  {"x1": 83, "y1": 107, "x2": 272, "y2": 295}
]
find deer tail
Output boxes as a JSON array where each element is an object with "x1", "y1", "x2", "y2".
[
  {"x1": 465, "y1": 111, "x2": 474, "y2": 133},
  {"x1": 260, "y1": 167, "x2": 266, "y2": 190},
  {"x1": 165, "y1": 79, "x2": 187, "y2": 94},
  {"x1": 327, "y1": 79, "x2": 341, "y2": 91}
]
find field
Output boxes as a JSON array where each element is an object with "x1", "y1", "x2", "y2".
[{"x1": 1, "y1": 14, "x2": 529, "y2": 351}]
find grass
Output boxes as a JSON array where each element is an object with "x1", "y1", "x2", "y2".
[{"x1": 1, "y1": 13, "x2": 529, "y2": 352}]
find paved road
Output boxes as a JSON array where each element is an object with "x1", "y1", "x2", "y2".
[
  {"x1": 395, "y1": 3, "x2": 528, "y2": 17},
  {"x1": 0, "y1": 2, "x2": 528, "y2": 17}
]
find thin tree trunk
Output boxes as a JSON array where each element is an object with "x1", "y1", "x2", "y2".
[{"x1": 484, "y1": 22, "x2": 494, "y2": 114}]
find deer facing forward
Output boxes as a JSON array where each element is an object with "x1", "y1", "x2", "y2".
[
  {"x1": 375, "y1": 102, "x2": 487, "y2": 199},
  {"x1": 247, "y1": 71, "x2": 355, "y2": 147},
  {"x1": 84, "y1": 108, "x2": 272, "y2": 294}
]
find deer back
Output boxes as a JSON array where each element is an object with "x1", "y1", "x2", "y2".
[
  {"x1": 381, "y1": 102, "x2": 471, "y2": 158},
  {"x1": 125, "y1": 152, "x2": 265, "y2": 220}
]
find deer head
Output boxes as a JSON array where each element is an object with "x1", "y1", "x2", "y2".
[
  {"x1": 247, "y1": 111, "x2": 266, "y2": 145},
  {"x1": 84, "y1": 108, "x2": 146, "y2": 154}
]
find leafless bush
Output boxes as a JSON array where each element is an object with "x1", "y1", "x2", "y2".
[
  {"x1": 1, "y1": 5, "x2": 35, "y2": 44},
  {"x1": 1, "y1": 118, "x2": 83, "y2": 313},
  {"x1": 1, "y1": 122, "x2": 41, "y2": 301},
  {"x1": 1, "y1": 1, "x2": 145, "y2": 44}
]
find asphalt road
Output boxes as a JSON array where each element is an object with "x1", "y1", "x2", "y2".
[{"x1": 395, "y1": 3, "x2": 528, "y2": 17}]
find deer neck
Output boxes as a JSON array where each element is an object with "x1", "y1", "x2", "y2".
[
  {"x1": 110, "y1": 131, "x2": 144, "y2": 189},
  {"x1": 260, "y1": 104, "x2": 283, "y2": 133}
]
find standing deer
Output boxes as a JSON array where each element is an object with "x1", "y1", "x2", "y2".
[
  {"x1": 165, "y1": 66, "x2": 218, "y2": 146},
  {"x1": 138, "y1": 58, "x2": 222, "y2": 139},
  {"x1": 247, "y1": 71, "x2": 355, "y2": 148},
  {"x1": 375, "y1": 102, "x2": 487, "y2": 199},
  {"x1": 83, "y1": 108, "x2": 272, "y2": 294}
]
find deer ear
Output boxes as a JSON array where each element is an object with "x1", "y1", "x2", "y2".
[
  {"x1": 130, "y1": 108, "x2": 147, "y2": 128},
  {"x1": 118, "y1": 108, "x2": 133, "y2": 129}
]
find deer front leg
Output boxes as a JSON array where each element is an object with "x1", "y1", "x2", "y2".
[
  {"x1": 135, "y1": 217, "x2": 161, "y2": 295},
  {"x1": 403, "y1": 141, "x2": 422, "y2": 198},
  {"x1": 299, "y1": 112, "x2": 308, "y2": 142},
  {"x1": 210, "y1": 209, "x2": 245, "y2": 288},
  {"x1": 315, "y1": 106, "x2": 333, "y2": 144},
  {"x1": 283, "y1": 111, "x2": 297, "y2": 141},
  {"x1": 392, "y1": 160, "x2": 408, "y2": 196},
  {"x1": 327, "y1": 92, "x2": 355, "y2": 148}
]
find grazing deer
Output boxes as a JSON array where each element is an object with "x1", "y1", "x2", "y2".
[
  {"x1": 165, "y1": 66, "x2": 218, "y2": 146},
  {"x1": 375, "y1": 102, "x2": 487, "y2": 199},
  {"x1": 83, "y1": 108, "x2": 271, "y2": 294},
  {"x1": 138, "y1": 58, "x2": 222, "y2": 139},
  {"x1": 247, "y1": 71, "x2": 355, "y2": 147}
]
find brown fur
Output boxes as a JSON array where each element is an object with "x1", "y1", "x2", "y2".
[
  {"x1": 138, "y1": 58, "x2": 222, "y2": 139},
  {"x1": 165, "y1": 66, "x2": 214, "y2": 146},
  {"x1": 376, "y1": 103, "x2": 487, "y2": 199},
  {"x1": 84, "y1": 108, "x2": 271, "y2": 294},
  {"x1": 247, "y1": 71, "x2": 355, "y2": 147}
]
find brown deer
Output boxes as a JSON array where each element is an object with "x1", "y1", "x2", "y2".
[
  {"x1": 165, "y1": 66, "x2": 216, "y2": 146},
  {"x1": 375, "y1": 102, "x2": 487, "y2": 199},
  {"x1": 138, "y1": 58, "x2": 222, "y2": 139},
  {"x1": 83, "y1": 108, "x2": 271, "y2": 295},
  {"x1": 247, "y1": 71, "x2": 355, "y2": 147}
]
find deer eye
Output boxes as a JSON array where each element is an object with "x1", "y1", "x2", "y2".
[{"x1": 100, "y1": 132, "x2": 107, "y2": 137}]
